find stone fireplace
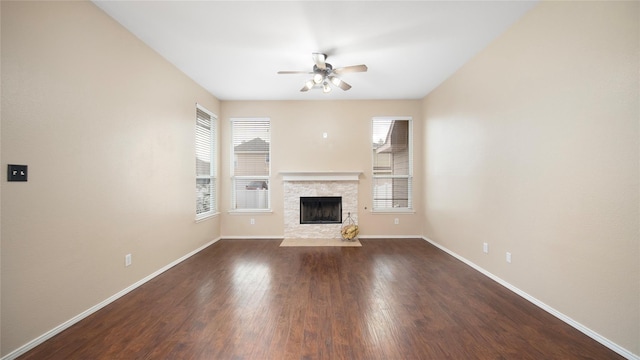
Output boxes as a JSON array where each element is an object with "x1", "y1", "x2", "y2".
[{"x1": 281, "y1": 172, "x2": 360, "y2": 239}]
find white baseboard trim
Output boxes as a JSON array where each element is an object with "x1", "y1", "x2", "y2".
[
  {"x1": 2, "y1": 237, "x2": 221, "y2": 360},
  {"x1": 422, "y1": 236, "x2": 639, "y2": 360},
  {"x1": 220, "y1": 235, "x2": 422, "y2": 240},
  {"x1": 358, "y1": 235, "x2": 423, "y2": 239},
  {"x1": 220, "y1": 236, "x2": 284, "y2": 240}
]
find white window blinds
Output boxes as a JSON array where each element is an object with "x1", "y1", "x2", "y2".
[
  {"x1": 231, "y1": 118, "x2": 270, "y2": 210},
  {"x1": 196, "y1": 105, "x2": 216, "y2": 218},
  {"x1": 372, "y1": 117, "x2": 413, "y2": 211}
]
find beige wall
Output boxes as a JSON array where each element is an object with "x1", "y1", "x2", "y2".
[
  {"x1": 1, "y1": 1, "x2": 220, "y2": 355},
  {"x1": 422, "y1": 1, "x2": 639, "y2": 355},
  {"x1": 220, "y1": 101, "x2": 424, "y2": 238}
]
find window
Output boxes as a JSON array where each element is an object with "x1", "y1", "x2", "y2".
[
  {"x1": 231, "y1": 118, "x2": 270, "y2": 210},
  {"x1": 372, "y1": 117, "x2": 413, "y2": 211},
  {"x1": 195, "y1": 105, "x2": 216, "y2": 219}
]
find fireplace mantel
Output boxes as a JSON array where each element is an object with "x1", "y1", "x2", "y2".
[{"x1": 280, "y1": 171, "x2": 361, "y2": 182}]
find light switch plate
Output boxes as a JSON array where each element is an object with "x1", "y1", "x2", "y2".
[{"x1": 8, "y1": 164, "x2": 28, "y2": 182}]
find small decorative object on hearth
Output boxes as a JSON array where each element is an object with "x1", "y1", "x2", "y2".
[{"x1": 341, "y1": 212, "x2": 359, "y2": 241}]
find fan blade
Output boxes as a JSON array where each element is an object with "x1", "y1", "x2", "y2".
[
  {"x1": 329, "y1": 76, "x2": 352, "y2": 91},
  {"x1": 333, "y1": 64, "x2": 368, "y2": 74},
  {"x1": 278, "y1": 71, "x2": 313, "y2": 74},
  {"x1": 312, "y1": 53, "x2": 327, "y2": 70},
  {"x1": 300, "y1": 79, "x2": 315, "y2": 92}
]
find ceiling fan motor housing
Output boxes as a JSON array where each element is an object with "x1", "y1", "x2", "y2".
[{"x1": 313, "y1": 63, "x2": 333, "y2": 79}]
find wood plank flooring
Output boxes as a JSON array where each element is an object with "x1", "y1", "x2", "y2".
[{"x1": 19, "y1": 239, "x2": 623, "y2": 359}]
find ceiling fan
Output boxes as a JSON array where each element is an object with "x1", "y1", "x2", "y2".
[{"x1": 277, "y1": 53, "x2": 368, "y2": 93}]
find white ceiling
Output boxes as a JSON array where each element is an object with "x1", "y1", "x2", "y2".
[{"x1": 93, "y1": 1, "x2": 537, "y2": 101}]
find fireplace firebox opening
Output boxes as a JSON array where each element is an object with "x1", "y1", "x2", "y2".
[{"x1": 300, "y1": 196, "x2": 342, "y2": 224}]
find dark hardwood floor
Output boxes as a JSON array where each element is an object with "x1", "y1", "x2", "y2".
[{"x1": 20, "y1": 239, "x2": 623, "y2": 359}]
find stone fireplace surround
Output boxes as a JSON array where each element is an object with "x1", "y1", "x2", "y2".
[{"x1": 281, "y1": 172, "x2": 360, "y2": 239}]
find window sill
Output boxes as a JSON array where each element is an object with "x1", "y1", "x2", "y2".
[
  {"x1": 195, "y1": 212, "x2": 220, "y2": 223},
  {"x1": 228, "y1": 209, "x2": 273, "y2": 215},
  {"x1": 371, "y1": 209, "x2": 416, "y2": 214}
]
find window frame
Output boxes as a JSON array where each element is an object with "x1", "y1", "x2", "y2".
[
  {"x1": 195, "y1": 104, "x2": 217, "y2": 221},
  {"x1": 230, "y1": 117, "x2": 271, "y2": 212},
  {"x1": 371, "y1": 116, "x2": 414, "y2": 213}
]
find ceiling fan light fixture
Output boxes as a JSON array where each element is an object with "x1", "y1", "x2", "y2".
[
  {"x1": 313, "y1": 73, "x2": 323, "y2": 84},
  {"x1": 322, "y1": 82, "x2": 331, "y2": 93},
  {"x1": 300, "y1": 80, "x2": 315, "y2": 92},
  {"x1": 330, "y1": 76, "x2": 342, "y2": 87}
]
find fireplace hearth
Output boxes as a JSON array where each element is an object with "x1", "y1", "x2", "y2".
[{"x1": 300, "y1": 196, "x2": 342, "y2": 224}]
